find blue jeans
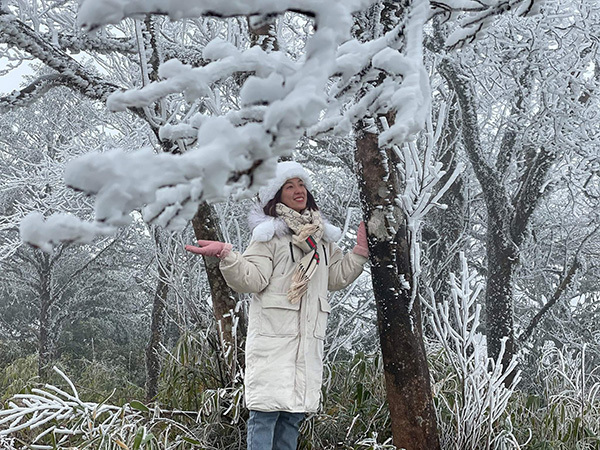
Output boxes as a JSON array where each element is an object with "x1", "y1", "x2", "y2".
[{"x1": 247, "y1": 410, "x2": 304, "y2": 450}]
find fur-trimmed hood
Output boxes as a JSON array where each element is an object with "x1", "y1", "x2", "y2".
[{"x1": 248, "y1": 206, "x2": 342, "y2": 243}]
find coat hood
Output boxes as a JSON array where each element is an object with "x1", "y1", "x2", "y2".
[{"x1": 248, "y1": 206, "x2": 342, "y2": 243}]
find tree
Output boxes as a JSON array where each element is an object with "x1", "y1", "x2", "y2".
[
  {"x1": 434, "y1": 0, "x2": 600, "y2": 372},
  {"x1": 0, "y1": 81, "x2": 152, "y2": 380}
]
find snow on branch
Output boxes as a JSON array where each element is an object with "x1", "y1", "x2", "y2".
[
  {"x1": 0, "y1": 366, "x2": 198, "y2": 448},
  {"x1": 0, "y1": 74, "x2": 72, "y2": 112},
  {"x1": 76, "y1": 0, "x2": 360, "y2": 32},
  {"x1": 21, "y1": 118, "x2": 274, "y2": 251},
  {"x1": 20, "y1": 0, "x2": 436, "y2": 251},
  {"x1": 0, "y1": 366, "x2": 124, "y2": 445},
  {"x1": 19, "y1": 212, "x2": 115, "y2": 253},
  {"x1": 309, "y1": 1, "x2": 431, "y2": 141},
  {"x1": 430, "y1": 0, "x2": 545, "y2": 49},
  {"x1": 106, "y1": 42, "x2": 298, "y2": 112},
  {"x1": 0, "y1": 12, "x2": 121, "y2": 102},
  {"x1": 377, "y1": 0, "x2": 431, "y2": 147}
]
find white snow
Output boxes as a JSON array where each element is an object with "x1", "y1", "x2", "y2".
[{"x1": 19, "y1": 212, "x2": 115, "y2": 252}]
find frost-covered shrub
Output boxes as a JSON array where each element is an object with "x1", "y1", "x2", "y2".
[
  {"x1": 0, "y1": 367, "x2": 202, "y2": 449},
  {"x1": 425, "y1": 253, "x2": 522, "y2": 449},
  {"x1": 509, "y1": 343, "x2": 600, "y2": 449}
]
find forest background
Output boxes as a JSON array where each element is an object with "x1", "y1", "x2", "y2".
[{"x1": 0, "y1": 0, "x2": 599, "y2": 448}]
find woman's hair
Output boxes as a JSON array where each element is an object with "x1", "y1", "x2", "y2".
[{"x1": 263, "y1": 187, "x2": 319, "y2": 217}]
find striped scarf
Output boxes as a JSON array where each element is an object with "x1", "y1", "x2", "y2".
[{"x1": 275, "y1": 203, "x2": 324, "y2": 304}]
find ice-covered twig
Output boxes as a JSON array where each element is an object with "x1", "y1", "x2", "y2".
[
  {"x1": 430, "y1": 0, "x2": 545, "y2": 49},
  {"x1": 0, "y1": 367, "x2": 201, "y2": 447},
  {"x1": 0, "y1": 367, "x2": 133, "y2": 444},
  {"x1": 392, "y1": 106, "x2": 465, "y2": 313},
  {"x1": 423, "y1": 252, "x2": 521, "y2": 447}
]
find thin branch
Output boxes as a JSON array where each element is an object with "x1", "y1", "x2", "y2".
[
  {"x1": 0, "y1": 10, "x2": 146, "y2": 122},
  {"x1": 0, "y1": 11, "x2": 119, "y2": 102},
  {"x1": 0, "y1": 74, "x2": 71, "y2": 112},
  {"x1": 518, "y1": 225, "x2": 600, "y2": 345},
  {"x1": 80, "y1": 6, "x2": 315, "y2": 32},
  {"x1": 52, "y1": 235, "x2": 122, "y2": 299},
  {"x1": 517, "y1": 256, "x2": 580, "y2": 345}
]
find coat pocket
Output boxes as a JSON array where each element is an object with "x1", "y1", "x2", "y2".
[
  {"x1": 313, "y1": 296, "x2": 332, "y2": 340},
  {"x1": 259, "y1": 293, "x2": 301, "y2": 337}
]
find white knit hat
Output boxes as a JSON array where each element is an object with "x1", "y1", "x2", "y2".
[{"x1": 258, "y1": 161, "x2": 313, "y2": 206}]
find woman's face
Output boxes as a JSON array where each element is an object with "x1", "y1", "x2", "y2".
[{"x1": 280, "y1": 178, "x2": 307, "y2": 212}]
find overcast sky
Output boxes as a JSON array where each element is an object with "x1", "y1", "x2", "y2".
[{"x1": 0, "y1": 59, "x2": 34, "y2": 95}]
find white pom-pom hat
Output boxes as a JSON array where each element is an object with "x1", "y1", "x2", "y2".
[{"x1": 258, "y1": 161, "x2": 313, "y2": 206}]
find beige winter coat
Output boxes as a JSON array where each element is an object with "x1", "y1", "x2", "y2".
[{"x1": 219, "y1": 213, "x2": 367, "y2": 413}]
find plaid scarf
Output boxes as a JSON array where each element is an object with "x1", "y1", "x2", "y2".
[{"x1": 275, "y1": 203, "x2": 324, "y2": 304}]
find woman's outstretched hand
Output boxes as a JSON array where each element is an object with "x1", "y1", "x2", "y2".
[
  {"x1": 185, "y1": 240, "x2": 232, "y2": 259},
  {"x1": 353, "y1": 221, "x2": 369, "y2": 258}
]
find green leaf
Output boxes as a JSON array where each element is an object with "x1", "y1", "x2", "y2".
[
  {"x1": 133, "y1": 428, "x2": 144, "y2": 450},
  {"x1": 130, "y1": 400, "x2": 150, "y2": 412},
  {"x1": 182, "y1": 436, "x2": 203, "y2": 445},
  {"x1": 142, "y1": 432, "x2": 155, "y2": 445}
]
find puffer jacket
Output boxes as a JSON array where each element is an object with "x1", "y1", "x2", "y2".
[{"x1": 219, "y1": 211, "x2": 367, "y2": 413}]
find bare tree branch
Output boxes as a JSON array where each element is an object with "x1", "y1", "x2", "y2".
[
  {"x1": 510, "y1": 145, "x2": 556, "y2": 246},
  {"x1": 518, "y1": 257, "x2": 580, "y2": 345},
  {"x1": 518, "y1": 225, "x2": 600, "y2": 345}
]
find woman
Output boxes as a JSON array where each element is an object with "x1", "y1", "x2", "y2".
[{"x1": 185, "y1": 161, "x2": 369, "y2": 450}]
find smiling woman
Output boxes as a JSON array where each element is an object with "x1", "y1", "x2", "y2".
[{"x1": 185, "y1": 161, "x2": 369, "y2": 450}]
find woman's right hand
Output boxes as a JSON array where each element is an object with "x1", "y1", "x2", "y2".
[{"x1": 185, "y1": 240, "x2": 232, "y2": 259}]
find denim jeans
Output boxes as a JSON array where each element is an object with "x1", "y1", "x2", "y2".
[{"x1": 247, "y1": 410, "x2": 304, "y2": 450}]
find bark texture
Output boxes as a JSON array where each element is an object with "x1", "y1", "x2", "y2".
[{"x1": 355, "y1": 125, "x2": 440, "y2": 450}]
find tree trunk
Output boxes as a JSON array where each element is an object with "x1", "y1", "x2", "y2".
[
  {"x1": 192, "y1": 202, "x2": 245, "y2": 369},
  {"x1": 439, "y1": 58, "x2": 518, "y2": 371},
  {"x1": 145, "y1": 228, "x2": 171, "y2": 401},
  {"x1": 355, "y1": 124, "x2": 440, "y2": 450},
  {"x1": 485, "y1": 225, "x2": 518, "y2": 374},
  {"x1": 37, "y1": 253, "x2": 52, "y2": 381},
  {"x1": 38, "y1": 290, "x2": 51, "y2": 381}
]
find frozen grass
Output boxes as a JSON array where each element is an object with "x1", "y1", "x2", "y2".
[{"x1": 0, "y1": 366, "x2": 201, "y2": 449}]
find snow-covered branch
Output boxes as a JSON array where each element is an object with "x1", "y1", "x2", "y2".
[
  {"x1": 0, "y1": 11, "x2": 120, "y2": 102},
  {"x1": 20, "y1": 0, "x2": 437, "y2": 251},
  {"x1": 0, "y1": 366, "x2": 199, "y2": 448},
  {"x1": 392, "y1": 106, "x2": 464, "y2": 311},
  {"x1": 430, "y1": 0, "x2": 544, "y2": 49},
  {"x1": 0, "y1": 74, "x2": 72, "y2": 112},
  {"x1": 76, "y1": 0, "x2": 339, "y2": 32}
]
